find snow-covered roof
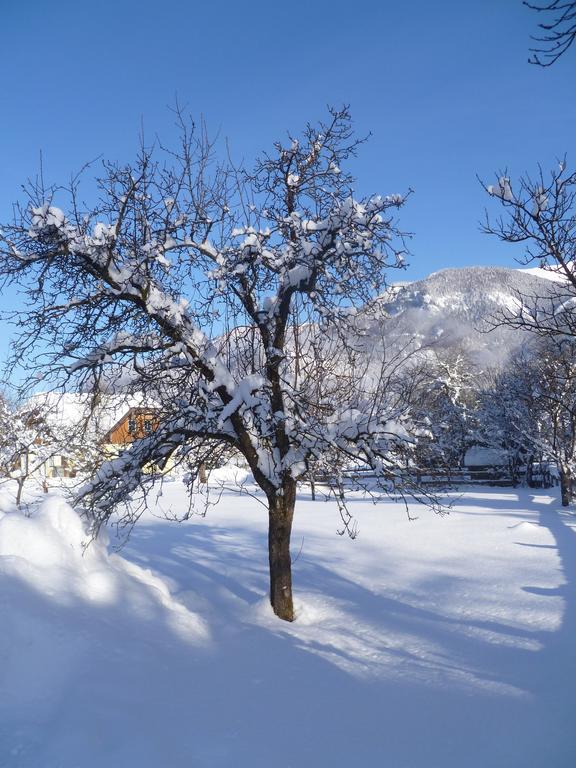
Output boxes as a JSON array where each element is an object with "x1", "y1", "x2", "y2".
[
  {"x1": 464, "y1": 446, "x2": 508, "y2": 468},
  {"x1": 28, "y1": 392, "x2": 154, "y2": 436}
]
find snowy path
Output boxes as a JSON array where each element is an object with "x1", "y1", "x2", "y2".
[{"x1": 1, "y1": 485, "x2": 575, "y2": 767}]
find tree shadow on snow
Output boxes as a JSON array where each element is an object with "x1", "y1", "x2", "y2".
[
  {"x1": 116, "y1": 494, "x2": 576, "y2": 768},
  {"x1": 80, "y1": 491, "x2": 576, "y2": 768}
]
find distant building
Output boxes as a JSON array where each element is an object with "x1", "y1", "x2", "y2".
[
  {"x1": 102, "y1": 407, "x2": 159, "y2": 447},
  {"x1": 13, "y1": 394, "x2": 160, "y2": 480}
]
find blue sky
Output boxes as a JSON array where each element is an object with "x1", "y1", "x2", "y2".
[{"x1": 0, "y1": 0, "x2": 574, "y2": 339}]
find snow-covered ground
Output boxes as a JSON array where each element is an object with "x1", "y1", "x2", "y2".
[{"x1": 1, "y1": 479, "x2": 575, "y2": 767}]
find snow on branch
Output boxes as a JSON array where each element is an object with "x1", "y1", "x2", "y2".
[{"x1": 0, "y1": 106, "x2": 431, "y2": 534}]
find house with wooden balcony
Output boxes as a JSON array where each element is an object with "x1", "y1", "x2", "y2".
[
  {"x1": 8, "y1": 394, "x2": 162, "y2": 481},
  {"x1": 102, "y1": 407, "x2": 160, "y2": 447}
]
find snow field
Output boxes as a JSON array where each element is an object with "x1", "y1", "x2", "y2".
[{"x1": 0, "y1": 482, "x2": 575, "y2": 767}]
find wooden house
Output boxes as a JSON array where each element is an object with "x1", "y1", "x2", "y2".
[
  {"x1": 6, "y1": 394, "x2": 164, "y2": 483},
  {"x1": 102, "y1": 407, "x2": 159, "y2": 446}
]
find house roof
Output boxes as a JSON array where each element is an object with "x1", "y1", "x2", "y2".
[
  {"x1": 101, "y1": 406, "x2": 159, "y2": 443},
  {"x1": 464, "y1": 446, "x2": 508, "y2": 468},
  {"x1": 27, "y1": 392, "x2": 158, "y2": 441}
]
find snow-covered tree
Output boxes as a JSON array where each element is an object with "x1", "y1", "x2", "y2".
[
  {"x1": 409, "y1": 347, "x2": 481, "y2": 471},
  {"x1": 0, "y1": 395, "x2": 64, "y2": 505},
  {"x1": 476, "y1": 364, "x2": 539, "y2": 486},
  {"x1": 0, "y1": 107, "x2": 437, "y2": 621},
  {"x1": 483, "y1": 338, "x2": 576, "y2": 504},
  {"x1": 0, "y1": 394, "x2": 15, "y2": 475}
]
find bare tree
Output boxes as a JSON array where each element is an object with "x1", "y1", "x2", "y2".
[
  {"x1": 481, "y1": 165, "x2": 576, "y2": 337},
  {"x1": 0, "y1": 107, "x2": 439, "y2": 621},
  {"x1": 526, "y1": 0, "x2": 576, "y2": 66}
]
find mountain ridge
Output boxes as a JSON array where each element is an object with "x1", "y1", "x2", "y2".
[{"x1": 377, "y1": 265, "x2": 559, "y2": 364}]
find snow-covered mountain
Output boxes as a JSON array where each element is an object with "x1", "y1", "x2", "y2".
[{"x1": 376, "y1": 265, "x2": 558, "y2": 364}]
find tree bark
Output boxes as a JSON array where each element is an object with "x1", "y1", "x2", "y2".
[
  {"x1": 305, "y1": 458, "x2": 316, "y2": 501},
  {"x1": 526, "y1": 457, "x2": 534, "y2": 488},
  {"x1": 16, "y1": 477, "x2": 25, "y2": 508},
  {"x1": 16, "y1": 451, "x2": 29, "y2": 508},
  {"x1": 267, "y1": 480, "x2": 296, "y2": 621},
  {"x1": 560, "y1": 466, "x2": 572, "y2": 507}
]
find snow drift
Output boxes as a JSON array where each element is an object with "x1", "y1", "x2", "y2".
[{"x1": 0, "y1": 495, "x2": 209, "y2": 766}]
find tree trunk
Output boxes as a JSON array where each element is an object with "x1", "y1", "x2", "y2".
[
  {"x1": 560, "y1": 466, "x2": 572, "y2": 507},
  {"x1": 304, "y1": 458, "x2": 316, "y2": 501},
  {"x1": 15, "y1": 477, "x2": 25, "y2": 508},
  {"x1": 268, "y1": 480, "x2": 296, "y2": 621},
  {"x1": 16, "y1": 451, "x2": 29, "y2": 507},
  {"x1": 526, "y1": 457, "x2": 534, "y2": 488}
]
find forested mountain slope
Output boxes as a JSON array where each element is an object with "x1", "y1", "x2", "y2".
[{"x1": 377, "y1": 266, "x2": 558, "y2": 363}]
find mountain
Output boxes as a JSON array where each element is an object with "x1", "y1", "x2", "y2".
[{"x1": 375, "y1": 265, "x2": 559, "y2": 364}]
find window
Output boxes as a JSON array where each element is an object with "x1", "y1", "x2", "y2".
[
  {"x1": 127, "y1": 418, "x2": 136, "y2": 434},
  {"x1": 144, "y1": 420, "x2": 153, "y2": 435}
]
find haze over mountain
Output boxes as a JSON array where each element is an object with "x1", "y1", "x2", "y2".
[{"x1": 378, "y1": 265, "x2": 559, "y2": 365}]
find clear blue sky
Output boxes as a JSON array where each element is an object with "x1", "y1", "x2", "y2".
[{"x1": 0, "y1": 0, "x2": 574, "y2": 336}]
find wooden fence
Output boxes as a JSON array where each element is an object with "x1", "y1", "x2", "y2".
[{"x1": 308, "y1": 464, "x2": 557, "y2": 489}]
